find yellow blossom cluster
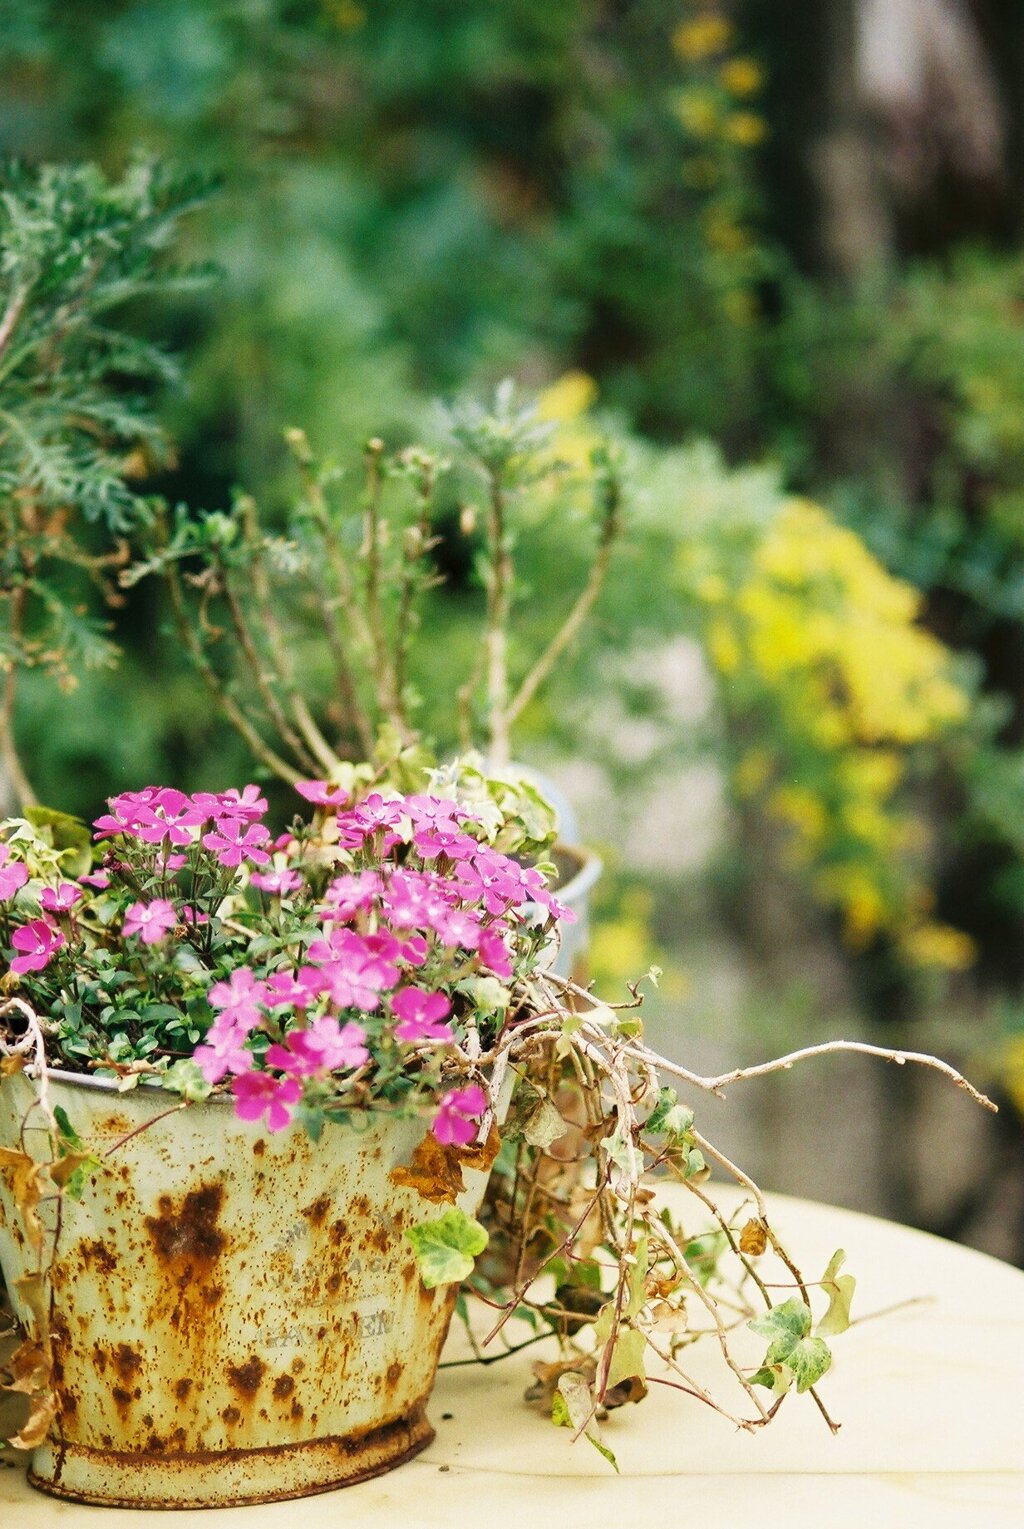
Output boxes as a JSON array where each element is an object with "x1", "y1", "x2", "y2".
[
  {"x1": 691, "y1": 499, "x2": 974, "y2": 969},
  {"x1": 535, "y1": 369, "x2": 603, "y2": 484},
  {"x1": 668, "y1": 6, "x2": 767, "y2": 327}
]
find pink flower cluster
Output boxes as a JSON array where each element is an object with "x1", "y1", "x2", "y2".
[
  {"x1": 187, "y1": 786, "x2": 571, "y2": 1139},
  {"x1": 94, "y1": 784, "x2": 271, "y2": 869},
  {"x1": 3, "y1": 781, "x2": 571, "y2": 1152}
]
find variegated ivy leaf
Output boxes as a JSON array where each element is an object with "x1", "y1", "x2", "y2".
[
  {"x1": 748, "y1": 1297, "x2": 832, "y2": 1394},
  {"x1": 406, "y1": 1207, "x2": 488, "y2": 1289},
  {"x1": 817, "y1": 1248, "x2": 856, "y2": 1337}
]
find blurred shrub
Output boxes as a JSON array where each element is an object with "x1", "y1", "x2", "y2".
[{"x1": 682, "y1": 497, "x2": 972, "y2": 968}]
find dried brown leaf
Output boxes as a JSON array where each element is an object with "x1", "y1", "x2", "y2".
[
  {"x1": 739, "y1": 1218, "x2": 769, "y2": 1257},
  {"x1": 7, "y1": 1388, "x2": 57, "y2": 1450},
  {"x1": 0, "y1": 1148, "x2": 49, "y2": 1252},
  {"x1": 4, "y1": 1339, "x2": 50, "y2": 1396},
  {"x1": 390, "y1": 1133, "x2": 466, "y2": 1205}
]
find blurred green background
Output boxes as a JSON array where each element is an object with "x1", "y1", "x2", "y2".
[{"x1": 4, "y1": 0, "x2": 1024, "y2": 1258}]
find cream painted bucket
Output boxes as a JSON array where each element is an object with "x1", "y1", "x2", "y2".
[{"x1": 0, "y1": 1069, "x2": 491, "y2": 1508}]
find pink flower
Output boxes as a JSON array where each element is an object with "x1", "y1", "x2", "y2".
[
  {"x1": 208, "y1": 968, "x2": 270, "y2": 1029},
  {"x1": 79, "y1": 870, "x2": 111, "y2": 890},
  {"x1": 263, "y1": 969, "x2": 318, "y2": 1010},
  {"x1": 319, "y1": 871, "x2": 382, "y2": 921},
  {"x1": 430, "y1": 906, "x2": 483, "y2": 949},
  {"x1": 10, "y1": 918, "x2": 64, "y2": 974},
  {"x1": 231, "y1": 1072, "x2": 302, "y2": 1134},
  {"x1": 190, "y1": 786, "x2": 268, "y2": 824},
  {"x1": 216, "y1": 785, "x2": 269, "y2": 822},
  {"x1": 123, "y1": 899, "x2": 178, "y2": 945},
  {"x1": 0, "y1": 846, "x2": 28, "y2": 903},
  {"x1": 40, "y1": 883, "x2": 83, "y2": 915},
  {"x1": 478, "y1": 927, "x2": 513, "y2": 979},
  {"x1": 432, "y1": 1084, "x2": 488, "y2": 1147},
  {"x1": 249, "y1": 868, "x2": 304, "y2": 897},
  {"x1": 194, "y1": 1016, "x2": 255, "y2": 1084},
  {"x1": 456, "y1": 854, "x2": 525, "y2": 916},
  {"x1": 266, "y1": 1017, "x2": 369, "y2": 1076},
  {"x1": 413, "y1": 826, "x2": 479, "y2": 861},
  {"x1": 306, "y1": 928, "x2": 399, "y2": 1011},
  {"x1": 391, "y1": 987, "x2": 453, "y2": 1044},
  {"x1": 295, "y1": 780, "x2": 350, "y2": 809},
  {"x1": 202, "y1": 819, "x2": 271, "y2": 868}
]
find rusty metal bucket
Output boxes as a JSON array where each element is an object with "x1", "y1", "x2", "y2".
[{"x1": 0, "y1": 1069, "x2": 492, "y2": 1508}]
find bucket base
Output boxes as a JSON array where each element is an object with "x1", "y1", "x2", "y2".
[{"x1": 28, "y1": 1406, "x2": 434, "y2": 1509}]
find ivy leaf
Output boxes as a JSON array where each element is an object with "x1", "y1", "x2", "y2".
[
  {"x1": 552, "y1": 1373, "x2": 620, "y2": 1472},
  {"x1": 749, "y1": 1363, "x2": 793, "y2": 1397},
  {"x1": 406, "y1": 1208, "x2": 488, "y2": 1289},
  {"x1": 817, "y1": 1249, "x2": 856, "y2": 1337},
  {"x1": 0, "y1": 1148, "x2": 48, "y2": 1252},
  {"x1": 626, "y1": 1233, "x2": 649, "y2": 1319},
  {"x1": 605, "y1": 1327, "x2": 647, "y2": 1391},
  {"x1": 522, "y1": 1093, "x2": 566, "y2": 1149},
  {"x1": 49, "y1": 1150, "x2": 102, "y2": 1202},
  {"x1": 749, "y1": 1297, "x2": 832, "y2": 1393},
  {"x1": 738, "y1": 1218, "x2": 769, "y2": 1257},
  {"x1": 161, "y1": 1058, "x2": 212, "y2": 1101},
  {"x1": 646, "y1": 1086, "x2": 694, "y2": 1141}
]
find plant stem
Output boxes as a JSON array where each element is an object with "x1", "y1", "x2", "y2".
[
  {"x1": 221, "y1": 569, "x2": 319, "y2": 774},
  {"x1": 505, "y1": 465, "x2": 622, "y2": 730},
  {"x1": 485, "y1": 467, "x2": 513, "y2": 766},
  {"x1": 163, "y1": 557, "x2": 301, "y2": 785},
  {"x1": 0, "y1": 581, "x2": 37, "y2": 809},
  {"x1": 361, "y1": 439, "x2": 402, "y2": 728},
  {"x1": 237, "y1": 497, "x2": 340, "y2": 775}
]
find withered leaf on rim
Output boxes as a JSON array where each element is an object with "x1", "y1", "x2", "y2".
[
  {"x1": 7, "y1": 1388, "x2": 57, "y2": 1451},
  {"x1": 0, "y1": 1148, "x2": 50, "y2": 1253},
  {"x1": 390, "y1": 1132, "x2": 466, "y2": 1204},
  {"x1": 3, "y1": 1339, "x2": 51, "y2": 1397}
]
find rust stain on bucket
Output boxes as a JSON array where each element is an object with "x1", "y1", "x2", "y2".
[{"x1": 0, "y1": 1072, "x2": 490, "y2": 1507}]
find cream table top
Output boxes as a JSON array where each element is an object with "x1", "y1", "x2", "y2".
[{"x1": 3, "y1": 1185, "x2": 1023, "y2": 1529}]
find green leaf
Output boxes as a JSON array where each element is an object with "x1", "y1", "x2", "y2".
[
  {"x1": 626, "y1": 1233, "x2": 649, "y2": 1319},
  {"x1": 749, "y1": 1299, "x2": 832, "y2": 1393},
  {"x1": 749, "y1": 1364, "x2": 793, "y2": 1397},
  {"x1": 406, "y1": 1208, "x2": 489, "y2": 1289},
  {"x1": 584, "y1": 1432, "x2": 620, "y2": 1473},
  {"x1": 605, "y1": 1327, "x2": 647, "y2": 1391},
  {"x1": 552, "y1": 1371, "x2": 619, "y2": 1471},
  {"x1": 646, "y1": 1086, "x2": 694, "y2": 1141},
  {"x1": 53, "y1": 1105, "x2": 84, "y2": 1150},
  {"x1": 160, "y1": 1058, "x2": 212, "y2": 1101},
  {"x1": 817, "y1": 1249, "x2": 856, "y2": 1337}
]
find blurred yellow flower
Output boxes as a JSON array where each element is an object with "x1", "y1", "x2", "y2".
[
  {"x1": 723, "y1": 289, "x2": 758, "y2": 326},
  {"x1": 1001, "y1": 1037, "x2": 1024, "y2": 1117},
  {"x1": 672, "y1": 90, "x2": 720, "y2": 138},
  {"x1": 724, "y1": 112, "x2": 767, "y2": 148},
  {"x1": 720, "y1": 58, "x2": 763, "y2": 97},
  {"x1": 534, "y1": 371, "x2": 601, "y2": 485},
  {"x1": 323, "y1": 0, "x2": 365, "y2": 29},
  {"x1": 537, "y1": 370, "x2": 599, "y2": 423},
  {"x1": 900, "y1": 922, "x2": 977, "y2": 972},
  {"x1": 708, "y1": 617, "x2": 741, "y2": 674},
  {"x1": 704, "y1": 212, "x2": 750, "y2": 254},
  {"x1": 672, "y1": 15, "x2": 734, "y2": 62}
]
